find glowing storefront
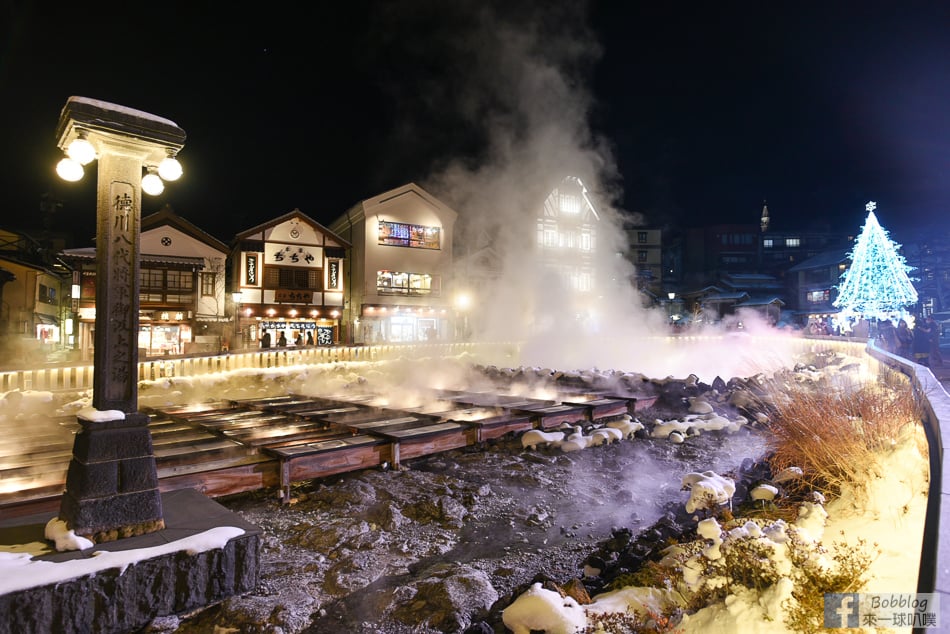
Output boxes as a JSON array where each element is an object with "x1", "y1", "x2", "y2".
[
  {"x1": 62, "y1": 206, "x2": 232, "y2": 360},
  {"x1": 231, "y1": 209, "x2": 350, "y2": 348},
  {"x1": 328, "y1": 183, "x2": 457, "y2": 344}
]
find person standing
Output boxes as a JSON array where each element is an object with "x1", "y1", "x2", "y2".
[
  {"x1": 877, "y1": 319, "x2": 898, "y2": 354},
  {"x1": 277, "y1": 332, "x2": 288, "y2": 347},
  {"x1": 926, "y1": 315, "x2": 944, "y2": 367},
  {"x1": 306, "y1": 331, "x2": 314, "y2": 346},
  {"x1": 913, "y1": 317, "x2": 931, "y2": 366},
  {"x1": 896, "y1": 319, "x2": 913, "y2": 358},
  {"x1": 260, "y1": 331, "x2": 271, "y2": 349}
]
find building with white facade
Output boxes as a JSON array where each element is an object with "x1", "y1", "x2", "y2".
[
  {"x1": 537, "y1": 176, "x2": 600, "y2": 293},
  {"x1": 62, "y1": 205, "x2": 231, "y2": 359},
  {"x1": 328, "y1": 183, "x2": 457, "y2": 344},
  {"x1": 451, "y1": 175, "x2": 603, "y2": 339},
  {"x1": 230, "y1": 209, "x2": 350, "y2": 349}
]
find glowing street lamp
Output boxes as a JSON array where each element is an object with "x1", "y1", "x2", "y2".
[
  {"x1": 141, "y1": 168, "x2": 165, "y2": 195},
  {"x1": 54, "y1": 96, "x2": 186, "y2": 543},
  {"x1": 158, "y1": 153, "x2": 183, "y2": 181}
]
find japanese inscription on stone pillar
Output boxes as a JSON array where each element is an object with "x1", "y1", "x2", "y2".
[{"x1": 95, "y1": 180, "x2": 139, "y2": 412}]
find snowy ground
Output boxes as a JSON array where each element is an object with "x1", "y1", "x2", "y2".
[{"x1": 501, "y1": 424, "x2": 928, "y2": 634}]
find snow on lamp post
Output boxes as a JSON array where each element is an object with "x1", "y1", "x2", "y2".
[
  {"x1": 54, "y1": 96, "x2": 186, "y2": 543},
  {"x1": 833, "y1": 201, "x2": 918, "y2": 326}
]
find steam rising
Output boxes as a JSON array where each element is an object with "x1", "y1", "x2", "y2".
[{"x1": 390, "y1": 2, "x2": 802, "y2": 379}]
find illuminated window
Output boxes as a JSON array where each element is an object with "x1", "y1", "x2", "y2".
[
  {"x1": 264, "y1": 267, "x2": 322, "y2": 291},
  {"x1": 38, "y1": 283, "x2": 57, "y2": 305},
  {"x1": 763, "y1": 238, "x2": 773, "y2": 248},
  {"x1": 378, "y1": 220, "x2": 441, "y2": 249},
  {"x1": 166, "y1": 270, "x2": 193, "y2": 290},
  {"x1": 806, "y1": 289, "x2": 830, "y2": 304},
  {"x1": 785, "y1": 237, "x2": 800, "y2": 247},
  {"x1": 559, "y1": 194, "x2": 580, "y2": 214},
  {"x1": 140, "y1": 267, "x2": 195, "y2": 305},
  {"x1": 200, "y1": 272, "x2": 216, "y2": 297},
  {"x1": 376, "y1": 270, "x2": 440, "y2": 296}
]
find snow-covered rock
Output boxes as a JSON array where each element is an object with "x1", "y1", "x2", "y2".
[
  {"x1": 520, "y1": 429, "x2": 565, "y2": 450},
  {"x1": 501, "y1": 582, "x2": 586, "y2": 634},
  {"x1": 681, "y1": 471, "x2": 736, "y2": 513},
  {"x1": 606, "y1": 416, "x2": 644, "y2": 438}
]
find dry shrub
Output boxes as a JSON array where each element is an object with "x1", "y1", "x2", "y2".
[
  {"x1": 764, "y1": 374, "x2": 921, "y2": 501},
  {"x1": 580, "y1": 609, "x2": 683, "y2": 634},
  {"x1": 784, "y1": 532, "x2": 880, "y2": 633}
]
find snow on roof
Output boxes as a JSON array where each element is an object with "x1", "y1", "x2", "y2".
[{"x1": 68, "y1": 96, "x2": 179, "y2": 128}]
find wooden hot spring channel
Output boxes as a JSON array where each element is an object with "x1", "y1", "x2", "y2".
[{"x1": 0, "y1": 390, "x2": 655, "y2": 517}]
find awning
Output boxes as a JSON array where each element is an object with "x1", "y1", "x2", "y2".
[{"x1": 35, "y1": 313, "x2": 58, "y2": 325}]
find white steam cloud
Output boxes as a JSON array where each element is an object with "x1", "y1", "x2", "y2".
[{"x1": 369, "y1": 1, "x2": 801, "y2": 380}]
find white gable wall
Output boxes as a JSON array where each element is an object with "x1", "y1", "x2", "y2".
[
  {"x1": 328, "y1": 183, "x2": 457, "y2": 344},
  {"x1": 362, "y1": 189, "x2": 454, "y2": 303},
  {"x1": 142, "y1": 225, "x2": 228, "y2": 319}
]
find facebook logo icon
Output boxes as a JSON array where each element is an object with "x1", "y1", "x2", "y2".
[{"x1": 825, "y1": 593, "x2": 860, "y2": 628}]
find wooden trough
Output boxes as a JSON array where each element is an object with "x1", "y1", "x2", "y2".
[
  {"x1": 374, "y1": 421, "x2": 472, "y2": 463},
  {"x1": 508, "y1": 402, "x2": 589, "y2": 430},
  {"x1": 1, "y1": 385, "x2": 650, "y2": 514},
  {"x1": 433, "y1": 407, "x2": 536, "y2": 442},
  {"x1": 559, "y1": 396, "x2": 632, "y2": 421},
  {"x1": 265, "y1": 435, "x2": 391, "y2": 502}
]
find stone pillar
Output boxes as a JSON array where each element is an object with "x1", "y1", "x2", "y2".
[
  {"x1": 92, "y1": 140, "x2": 146, "y2": 412},
  {"x1": 55, "y1": 97, "x2": 185, "y2": 542},
  {"x1": 59, "y1": 413, "x2": 164, "y2": 542}
]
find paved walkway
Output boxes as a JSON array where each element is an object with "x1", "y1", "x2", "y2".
[{"x1": 922, "y1": 359, "x2": 950, "y2": 390}]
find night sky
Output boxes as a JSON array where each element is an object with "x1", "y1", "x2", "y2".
[{"x1": 2, "y1": 1, "x2": 949, "y2": 245}]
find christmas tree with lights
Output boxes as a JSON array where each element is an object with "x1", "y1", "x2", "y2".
[{"x1": 833, "y1": 201, "x2": 918, "y2": 320}]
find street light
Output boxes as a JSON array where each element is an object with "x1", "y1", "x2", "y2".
[
  {"x1": 54, "y1": 96, "x2": 186, "y2": 543},
  {"x1": 158, "y1": 152, "x2": 183, "y2": 181},
  {"x1": 141, "y1": 167, "x2": 165, "y2": 195}
]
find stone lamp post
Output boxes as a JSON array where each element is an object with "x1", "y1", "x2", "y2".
[{"x1": 55, "y1": 96, "x2": 186, "y2": 542}]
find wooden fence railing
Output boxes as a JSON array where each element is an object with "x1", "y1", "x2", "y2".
[{"x1": 0, "y1": 341, "x2": 521, "y2": 392}]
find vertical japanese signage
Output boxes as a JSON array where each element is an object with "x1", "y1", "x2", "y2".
[
  {"x1": 328, "y1": 260, "x2": 341, "y2": 290},
  {"x1": 105, "y1": 182, "x2": 135, "y2": 403},
  {"x1": 245, "y1": 253, "x2": 258, "y2": 286},
  {"x1": 317, "y1": 325, "x2": 334, "y2": 346}
]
